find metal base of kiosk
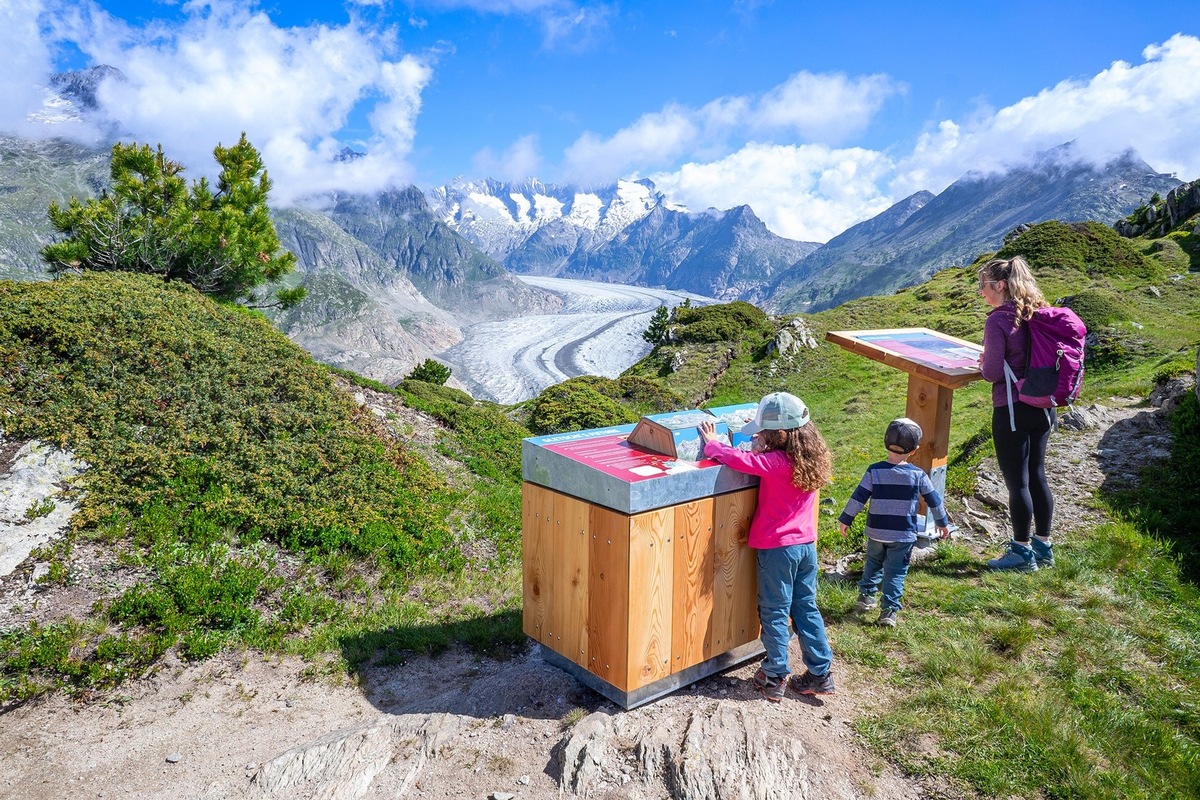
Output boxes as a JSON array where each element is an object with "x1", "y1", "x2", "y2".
[{"x1": 539, "y1": 640, "x2": 766, "y2": 710}]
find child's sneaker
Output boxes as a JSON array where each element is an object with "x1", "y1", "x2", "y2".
[
  {"x1": 878, "y1": 609, "x2": 898, "y2": 627},
  {"x1": 752, "y1": 668, "x2": 787, "y2": 702},
  {"x1": 788, "y1": 670, "x2": 836, "y2": 695},
  {"x1": 1030, "y1": 537, "x2": 1055, "y2": 568},
  {"x1": 854, "y1": 594, "x2": 878, "y2": 613},
  {"x1": 987, "y1": 540, "x2": 1038, "y2": 572}
]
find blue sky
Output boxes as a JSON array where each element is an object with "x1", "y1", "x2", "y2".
[{"x1": 3, "y1": 0, "x2": 1198, "y2": 241}]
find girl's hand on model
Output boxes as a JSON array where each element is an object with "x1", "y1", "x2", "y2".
[{"x1": 698, "y1": 419, "x2": 719, "y2": 444}]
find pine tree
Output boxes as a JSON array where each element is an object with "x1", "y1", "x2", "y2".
[
  {"x1": 643, "y1": 305, "x2": 671, "y2": 344},
  {"x1": 43, "y1": 134, "x2": 305, "y2": 308}
]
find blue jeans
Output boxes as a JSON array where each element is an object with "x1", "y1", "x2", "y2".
[
  {"x1": 858, "y1": 538, "x2": 914, "y2": 612},
  {"x1": 756, "y1": 543, "x2": 833, "y2": 678}
]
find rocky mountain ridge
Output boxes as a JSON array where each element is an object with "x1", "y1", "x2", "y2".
[{"x1": 768, "y1": 145, "x2": 1181, "y2": 312}]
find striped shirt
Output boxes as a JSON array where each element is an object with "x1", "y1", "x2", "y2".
[{"x1": 838, "y1": 461, "x2": 948, "y2": 543}]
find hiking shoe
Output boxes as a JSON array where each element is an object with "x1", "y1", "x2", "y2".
[
  {"x1": 752, "y1": 668, "x2": 787, "y2": 702},
  {"x1": 854, "y1": 594, "x2": 878, "y2": 613},
  {"x1": 1030, "y1": 537, "x2": 1055, "y2": 568},
  {"x1": 878, "y1": 609, "x2": 898, "y2": 627},
  {"x1": 987, "y1": 540, "x2": 1038, "y2": 572},
  {"x1": 788, "y1": 670, "x2": 836, "y2": 695}
]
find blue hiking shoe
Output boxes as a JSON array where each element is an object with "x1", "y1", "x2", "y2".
[
  {"x1": 987, "y1": 540, "x2": 1038, "y2": 572},
  {"x1": 1030, "y1": 537, "x2": 1055, "y2": 568}
]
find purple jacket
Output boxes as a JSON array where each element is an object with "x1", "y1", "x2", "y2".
[
  {"x1": 981, "y1": 301, "x2": 1029, "y2": 407},
  {"x1": 702, "y1": 439, "x2": 818, "y2": 549}
]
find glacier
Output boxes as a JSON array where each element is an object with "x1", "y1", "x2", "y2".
[{"x1": 437, "y1": 276, "x2": 710, "y2": 404}]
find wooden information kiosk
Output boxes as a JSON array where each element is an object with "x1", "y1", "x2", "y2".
[
  {"x1": 521, "y1": 405, "x2": 767, "y2": 708},
  {"x1": 826, "y1": 328, "x2": 983, "y2": 536}
]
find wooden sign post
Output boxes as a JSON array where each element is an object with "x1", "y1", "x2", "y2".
[{"x1": 825, "y1": 328, "x2": 984, "y2": 540}]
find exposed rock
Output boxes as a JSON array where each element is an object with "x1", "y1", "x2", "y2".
[
  {"x1": 666, "y1": 701, "x2": 810, "y2": 800},
  {"x1": 1149, "y1": 375, "x2": 1196, "y2": 413},
  {"x1": 0, "y1": 438, "x2": 85, "y2": 578},
  {"x1": 767, "y1": 318, "x2": 819, "y2": 358},
  {"x1": 557, "y1": 711, "x2": 617, "y2": 796},
  {"x1": 250, "y1": 713, "x2": 465, "y2": 800}
]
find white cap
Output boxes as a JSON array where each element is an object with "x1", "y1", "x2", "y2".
[{"x1": 741, "y1": 392, "x2": 811, "y2": 436}]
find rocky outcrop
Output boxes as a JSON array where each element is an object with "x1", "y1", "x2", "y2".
[
  {"x1": 0, "y1": 438, "x2": 83, "y2": 578},
  {"x1": 250, "y1": 713, "x2": 466, "y2": 800},
  {"x1": 767, "y1": 318, "x2": 819, "y2": 358},
  {"x1": 1115, "y1": 178, "x2": 1200, "y2": 237}
]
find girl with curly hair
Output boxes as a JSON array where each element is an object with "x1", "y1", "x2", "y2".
[{"x1": 698, "y1": 391, "x2": 836, "y2": 701}]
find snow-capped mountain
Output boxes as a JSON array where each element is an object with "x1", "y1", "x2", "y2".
[
  {"x1": 426, "y1": 178, "x2": 685, "y2": 261},
  {"x1": 426, "y1": 177, "x2": 819, "y2": 299}
]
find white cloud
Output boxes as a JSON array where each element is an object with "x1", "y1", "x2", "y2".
[
  {"x1": 21, "y1": 0, "x2": 432, "y2": 204},
  {"x1": 626, "y1": 35, "x2": 1200, "y2": 242},
  {"x1": 649, "y1": 142, "x2": 896, "y2": 243},
  {"x1": 472, "y1": 133, "x2": 542, "y2": 181},
  {"x1": 754, "y1": 71, "x2": 901, "y2": 142},
  {"x1": 417, "y1": 0, "x2": 612, "y2": 50},
  {"x1": 892, "y1": 33, "x2": 1200, "y2": 196},
  {"x1": 0, "y1": 0, "x2": 69, "y2": 137},
  {"x1": 560, "y1": 70, "x2": 900, "y2": 183}
]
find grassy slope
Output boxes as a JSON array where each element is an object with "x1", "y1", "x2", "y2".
[
  {"x1": 0, "y1": 272, "x2": 528, "y2": 698},
  {"x1": 2, "y1": 215, "x2": 1198, "y2": 796},
  {"x1": 626, "y1": 221, "x2": 1200, "y2": 799}
]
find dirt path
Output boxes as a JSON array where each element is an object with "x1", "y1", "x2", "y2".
[{"x1": 0, "y1": 395, "x2": 1175, "y2": 800}]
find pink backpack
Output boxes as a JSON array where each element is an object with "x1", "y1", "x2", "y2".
[{"x1": 1003, "y1": 305, "x2": 1087, "y2": 429}]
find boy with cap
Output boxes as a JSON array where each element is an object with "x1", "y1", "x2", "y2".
[{"x1": 838, "y1": 417, "x2": 950, "y2": 627}]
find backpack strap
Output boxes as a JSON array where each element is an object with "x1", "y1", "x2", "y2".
[{"x1": 1002, "y1": 360, "x2": 1018, "y2": 432}]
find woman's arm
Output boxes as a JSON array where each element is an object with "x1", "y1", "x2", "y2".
[{"x1": 980, "y1": 312, "x2": 1010, "y2": 384}]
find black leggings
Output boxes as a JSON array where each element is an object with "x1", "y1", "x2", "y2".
[{"x1": 992, "y1": 403, "x2": 1054, "y2": 542}]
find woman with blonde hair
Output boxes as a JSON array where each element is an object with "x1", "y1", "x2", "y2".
[{"x1": 977, "y1": 256, "x2": 1056, "y2": 571}]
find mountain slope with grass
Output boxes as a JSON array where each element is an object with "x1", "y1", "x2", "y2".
[
  {"x1": 0, "y1": 272, "x2": 531, "y2": 698},
  {"x1": 2, "y1": 196, "x2": 1199, "y2": 798}
]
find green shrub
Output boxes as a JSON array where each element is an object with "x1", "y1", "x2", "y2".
[
  {"x1": 406, "y1": 358, "x2": 452, "y2": 385},
  {"x1": 997, "y1": 220, "x2": 1161, "y2": 281},
  {"x1": 0, "y1": 272, "x2": 463, "y2": 697},
  {"x1": 673, "y1": 301, "x2": 770, "y2": 343},
  {"x1": 527, "y1": 378, "x2": 639, "y2": 434},
  {"x1": 612, "y1": 375, "x2": 685, "y2": 414},
  {"x1": 1064, "y1": 290, "x2": 1127, "y2": 329}
]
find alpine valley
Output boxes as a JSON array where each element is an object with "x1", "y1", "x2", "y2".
[{"x1": 0, "y1": 69, "x2": 1182, "y2": 394}]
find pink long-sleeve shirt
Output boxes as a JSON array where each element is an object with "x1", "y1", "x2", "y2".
[{"x1": 702, "y1": 439, "x2": 818, "y2": 549}]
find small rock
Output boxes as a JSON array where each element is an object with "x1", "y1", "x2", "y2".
[
  {"x1": 501, "y1": 713, "x2": 517, "y2": 731},
  {"x1": 165, "y1": 753, "x2": 181, "y2": 764},
  {"x1": 491, "y1": 793, "x2": 515, "y2": 800},
  {"x1": 245, "y1": 763, "x2": 257, "y2": 771},
  {"x1": 517, "y1": 775, "x2": 531, "y2": 785}
]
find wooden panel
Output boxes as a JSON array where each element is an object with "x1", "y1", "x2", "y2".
[
  {"x1": 713, "y1": 489, "x2": 760, "y2": 653},
  {"x1": 588, "y1": 505, "x2": 631, "y2": 690},
  {"x1": 906, "y1": 375, "x2": 954, "y2": 513},
  {"x1": 545, "y1": 491, "x2": 590, "y2": 668},
  {"x1": 671, "y1": 498, "x2": 715, "y2": 672},
  {"x1": 521, "y1": 483, "x2": 554, "y2": 642},
  {"x1": 627, "y1": 506, "x2": 674, "y2": 690},
  {"x1": 825, "y1": 328, "x2": 982, "y2": 389}
]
